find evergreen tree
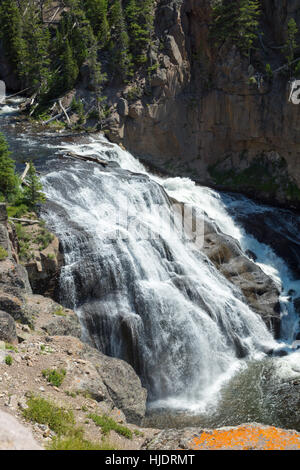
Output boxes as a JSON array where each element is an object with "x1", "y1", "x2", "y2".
[
  {"x1": 22, "y1": 162, "x2": 46, "y2": 209},
  {"x1": 0, "y1": 133, "x2": 18, "y2": 201},
  {"x1": 21, "y1": 5, "x2": 51, "y2": 93},
  {"x1": 59, "y1": 40, "x2": 79, "y2": 92},
  {"x1": 82, "y1": 0, "x2": 110, "y2": 46},
  {"x1": 284, "y1": 18, "x2": 299, "y2": 74},
  {"x1": 211, "y1": 0, "x2": 260, "y2": 57},
  {"x1": 238, "y1": 0, "x2": 261, "y2": 56},
  {"x1": 0, "y1": 0, "x2": 27, "y2": 83},
  {"x1": 109, "y1": 0, "x2": 132, "y2": 79},
  {"x1": 125, "y1": 0, "x2": 154, "y2": 65}
]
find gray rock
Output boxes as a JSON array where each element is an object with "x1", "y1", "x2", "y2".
[
  {"x1": 294, "y1": 297, "x2": 300, "y2": 315},
  {"x1": 165, "y1": 35, "x2": 182, "y2": 66},
  {"x1": 203, "y1": 225, "x2": 281, "y2": 337},
  {"x1": 0, "y1": 204, "x2": 7, "y2": 224},
  {"x1": 150, "y1": 69, "x2": 167, "y2": 88},
  {"x1": 82, "y1": 345, "x2": 147, "y2": 425},
  {"x1": 42, "y1": 315, "x2": 81, "y2": 339},
  {"x1": 0, "y1": 310, "x2": 17, "y2": 344},
  {"x1": 117, "y1": 98, "x2": 129, "y2": 117},
  {"x1": 0, "y1": 410, "x2": 42, "y2": 450}
]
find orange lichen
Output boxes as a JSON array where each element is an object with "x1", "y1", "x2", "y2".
[{"x1": 189, "y1": 425, "x2": 300, "y2": 450}]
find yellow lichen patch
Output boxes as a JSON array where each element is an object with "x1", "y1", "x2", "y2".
[{"x1": 189, "y1": 425, "x2": 300, "y2": 450}]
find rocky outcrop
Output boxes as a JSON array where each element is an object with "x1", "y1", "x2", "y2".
[
  {"x1": 173, "y1": 199, "x2": 281, "y2": 335},
  {"x1": 0, "y1": 310, "x2": 17, "y2": 345},
  {"x1": 0, "y1": 206, "x2": 148, "y2": 429},
  {"x1": 82, "y1": 345, "x2": 147, "y2": 425},
  {"x1": 103, "y1": 0, "x2": 300, "y2": 210},
  {"x1": 143, "y1": 422, "x2": 300, "y2": 450},
  {"x1": 202, "y1": 221, "x2": 281, "y2": 336},
  {"x1": 0, "y1": 411, "x2": 42, "y2": 450},
  {"x1": 13, "y1": 218, "x2": 64, "y2": 298}
]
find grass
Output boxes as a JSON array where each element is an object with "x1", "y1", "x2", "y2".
[
  {"x1": 7, "y1": 204, "x2": 28, "y2": 219},
  {"x1": 88, "y1": 413, "x2": 133, "y2": 439},
  {"x1": 23, "y1": 396, "x2": 75, "y2": 435},
  {"x1": 36, "y1": 230, "x2": 54, "y2": 250},
  {"x1": 47, "y1": 430, "x2": 116, "y2": 450},
  {"x1": 0, "y1": 246, "x2": 8, "y2": 260},
  {"x1": 42, "y1": 368, "x2": 66, "y2": 387},
  {"x1": 53, "y1": 306, "x2": 66, "y2": 317},
  {"x1": 23, "y1": 396, "x2": 117, "y2": 450},
  {"x1": 5, "y1": 343, "x2": 18, "y2": 353},
  {"x1": 5, "y1": 355, "x2": 13, "y2": 366}
]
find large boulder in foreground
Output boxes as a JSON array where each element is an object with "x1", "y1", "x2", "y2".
[
  {"x1": 82, "y1": 345, "x2": 147, "y2": 425},
  {"x1": 144, "y1": 423, "x2": 300, "y2": 450},
  {"x1": 0, "y1": 411, "x2": 42, "y2": 450}
]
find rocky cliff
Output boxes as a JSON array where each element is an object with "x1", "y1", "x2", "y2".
[
  {"x1": 103, "y1": 0, "x2": 300, "y2": 210},
  {"x1": 0, "y1": 204, "x2": 150, "y2": 449},
  {"x1": 1, "y1": 1, "x2": 300, "y2": 209}
]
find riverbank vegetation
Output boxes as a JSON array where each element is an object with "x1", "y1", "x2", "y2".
[
  {"x1": 0, "y1": 132, "x2": 46, "y2": 215},
  {"x1": 0, "y1": 0, "x2": 156, "y2": 116}
]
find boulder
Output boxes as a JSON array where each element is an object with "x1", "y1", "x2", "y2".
[
  {"x1": 0, "y1": 310, "x2": 17, "y2": 344},
  {"x1": 117, "y1": 98, "x2": 129, "y2": 117},
  {"x1": 42, "y1": 314, "x2": 81, "y2": 339},
  {"x1": 0, "y1": 410, "x2": 42, "y2": 450},
  {"x1": 150, "y1": 69, "x2": 167, "y2": 88},
  {"x1": 82, "y1": 345, "x2": 147, "y2": 425},
  {"x1": 202, "y1": 220, "x2": 281, "y2": 336},
  {"x1": 144, "y1": 423, "x2": 300, "y2": 450}
]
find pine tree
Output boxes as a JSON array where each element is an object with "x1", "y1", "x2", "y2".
[
  {"x1": 0, "y1": 0, "x2": 27, "y2": 83},
  {"x1": 21, "y1": 5, "x2": 51, "y2": 93},
  {"x1": 125, "y1": 0, "x2": 154, "y2": 65},
  {"x1": 0, "y1": 133, "x2": 18, "y2": 201},
  {"x1": 211, "y1": 0, "x2": 260, "y2": 57},
  {"x1": 238, "y1": 0, "x2": 261, "y2": 56},
  {"x1": 82, "y1": 0, "x2": 110, "y2": 46},
  {"x1": 284, "y1": 18, "x2": 299, "y2": 74},
  {"x1": 22, "y1": 162, "x2": 46, "y2": 209},
  {"x1": 59, "y1": 40, "x2": 79, "y2": 92},
  {"x1": 109, "y1": 0, "x2": 132, "y2": 79}
]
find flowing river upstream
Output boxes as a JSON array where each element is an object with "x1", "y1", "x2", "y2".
[{"x1": 1, "y1": 100, "x2": 300, "y2": 430}]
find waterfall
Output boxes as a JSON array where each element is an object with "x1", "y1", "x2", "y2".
[{"x1": 40, "y1": 135, "x2": 281, "y2": 411}]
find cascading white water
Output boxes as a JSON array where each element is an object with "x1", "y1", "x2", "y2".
[
  {"x1": 37, "y1": 135, "x2": 287, "y2": 412},
  {"x1": 58, "y1": 135, "x2": 300, "y2": 345},
  {"x1": 1, "y1": 95, "x2": 298, "y2": 413}
]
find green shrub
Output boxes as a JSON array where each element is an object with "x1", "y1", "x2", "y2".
[
  {"x1": 23, "y1": 396, "x2": 75, "y2": 435},
  {"x1": 7, "y1": 204, "x2": 28, "y2": 218},
  {"x1": 88, "y1": 413, "x2": 132, "y2": 439},
  {"x1": 36, "y1": 230, "x2": 54, "y2": 250},
  {"x1": 42, "y1": 368, "x2": 66, "y2": 387},
  {"x1": 0, "y1": 246, "x2": 8, "y2": 260},
  {"x1": 5, "y1": 343, "x2": 18, "y2": 352},
  {"x1": 5, "y1": 354, "x2": 13, "y2": 366},
  {"x1": 53, "y1": 306, "x2": 66, "y2": 317}
]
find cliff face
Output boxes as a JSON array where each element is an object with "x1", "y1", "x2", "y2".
[{"x1": 105, "y1": 0, "x2": 300, "y2": 209}]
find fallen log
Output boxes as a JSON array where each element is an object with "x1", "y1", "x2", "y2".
[
  {"x1": 42, "y1": 106, "x2": 71, "y2": 125},
  {"x1": 58, "y1": 99, "x2": 71, "y2": 125},
  {"x1": 64, "y1": 151, "x2": 108, "y2": 166},
  {"x1": 10, "y1": 218, "x2": 39, "y2": 224},
  {"x1": 21, "y1": 162, "x2": 30, "y2": 183}
]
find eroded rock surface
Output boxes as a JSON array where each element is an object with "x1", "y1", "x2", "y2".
[
  {"x1": 0, "y1": 411, "x2": 42, "y2": 450},
  {"x1": 144, "y1": 423, "x2": 300, "y2": 450}
]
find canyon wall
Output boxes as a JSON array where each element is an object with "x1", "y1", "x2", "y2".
[{"x1": 105, "y1": 0, "x2": 300, "y2": 209}]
